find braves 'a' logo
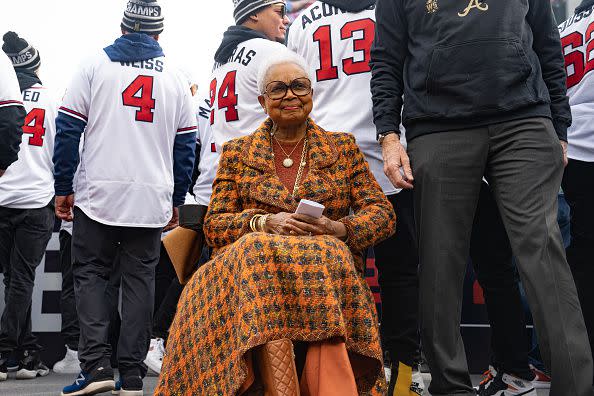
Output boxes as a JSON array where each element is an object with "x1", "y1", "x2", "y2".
[{"x1": 458, "y1": 0, "x2": 489, "y2": 17}]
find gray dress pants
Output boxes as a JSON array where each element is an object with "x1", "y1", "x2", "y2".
[{"x1": 407, "y1": 117, "x2": 593, "y2": 396}]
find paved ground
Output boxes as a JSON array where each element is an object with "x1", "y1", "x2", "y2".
[{"x1": 0, "y1": 372, "x2": 550, "y2": 395}]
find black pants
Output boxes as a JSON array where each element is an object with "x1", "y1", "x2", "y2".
[
  {"x1": 59, "y1": 230, "x2": 80, "y2": 351},
  {"x1": 562, "y1": 159, "x2": 594, "y2": 383},
  {"x1": 152, "y1": 243, "x2": 210, "y2": 341},
  {"x1": 152, "y1": 242, "x2": 183, "y2": 340},
  {"x1": 72, "y1": 207, "x2": 161, "y2": 377},
  {"x1": 470, "y1": 182, "x2": 532, "y2": 380},
  {"x1": 0, "y1": 204, "x2": 54, "y2": 355},
  {"x1": 374, "y1": 190, "x2": 420, "y2": 367}
]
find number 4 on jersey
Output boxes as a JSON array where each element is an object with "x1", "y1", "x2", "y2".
[
  {"x1": 210, "y1": 71, "x2": 239, "y2": 125},
  {"x1": 122, "y1": 75, "x2": 156, "y2": 122},
  {"x1": 23, "y1": 108, "x2": 46, "y2": 147}
]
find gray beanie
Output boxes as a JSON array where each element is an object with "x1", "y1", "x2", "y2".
[
  {"x1": 233, "y1": 0, "x2": 286, "y2": 25},
  {"x1": 121, "y1": 0, "x2": 164, "y2": 35},
  {"x1": 2, "y1": 32, "x2": 40, "y2": 71}
]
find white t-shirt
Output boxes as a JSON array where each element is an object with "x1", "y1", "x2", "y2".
[
  {"x1": 559, "y1": 5, "x2": 594, "y2": 162},
  {"x1": 0, "y1": 83, "x2": 56, "y2": 208},
  {"x1": 59, "y1": 51, "x2": 197, "y2": 227},
  {"x1": 193, "y1": 94, "x2": 219, "y2": 206},
  {"x1": 209, "y1": 38, "x2": 291, "y2": 148},
  {"x1": 287, "y1": 2, "x2": 396, "y2": 195},
  {"x1": 0, "y1": 53, "x2": 23, "y2": 110}
]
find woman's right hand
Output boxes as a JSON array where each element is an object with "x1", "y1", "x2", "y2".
[{"x1": 266, "y1": 212, "x2": 310, "y2": 236}]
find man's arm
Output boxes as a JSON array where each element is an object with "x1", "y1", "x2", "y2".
[
  {"x1": 53, "y1": 113, "x2": 85, "y2": 196},
  {"x1": 370, "y1": 0, "x2": 409, "y2": 136},
  {"x1": 0, "y1": 105, "x2": 25, "y2": 174},
  {"x1": 527, "y1": 0, "x2": 572, "y2": 141},
  {"x1": 172, "y1": 131, "x2": 197, "y2": 207}
]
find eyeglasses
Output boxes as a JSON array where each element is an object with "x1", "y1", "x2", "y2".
[
  {"x1": 277, "y1": 4, "x2": 287, "y2": 19},
  {"x1": 265, "y1": 78, "x2": 312, "y2": 100}
]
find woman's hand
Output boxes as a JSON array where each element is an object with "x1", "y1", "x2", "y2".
[
  {"x1": 265, "y1": 213, "x2": 347, "y2": 240},
  {"x1": 266, "y1": 212, "x2": 309, "y2": 236},
  {"x1": 286, "y1": 214, "x2": 347, "y2": 240}
]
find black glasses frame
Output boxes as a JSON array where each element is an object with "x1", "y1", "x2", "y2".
[{"x1": 264, "y1": 77, "x2": 312, "y2": 100}]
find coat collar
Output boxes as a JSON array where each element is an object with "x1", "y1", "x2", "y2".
[
  {"x1": 240, "y1": 118, "x2": 340, "y2": 211},
  {"x1": 241, "y1": 118, "x2": 339, "y2": 173}
]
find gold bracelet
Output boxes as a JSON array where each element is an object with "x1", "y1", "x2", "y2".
[{"x1": 250, "y1": 215, "x2": 262, "y2": 232}]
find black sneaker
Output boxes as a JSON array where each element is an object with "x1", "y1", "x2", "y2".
[
  {"x1": 112, "y1": 375, "x2": 143, "y2": 396},
  {"x1": 0, "y1": 353, "x2": 8, "y2": 381},
  {"x1": 15, "y1": 350, "x2": 50, "y2": 379},
  {"x1": 62, "y1": 365, "x2": 115, "y2": 396}
]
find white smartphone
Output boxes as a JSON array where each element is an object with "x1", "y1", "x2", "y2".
[{"x1": 295, "y1": 199, "x2": 325, "y2": 219}]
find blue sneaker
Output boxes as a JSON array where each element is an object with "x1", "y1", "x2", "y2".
[{"x1": 61, "y1": 366, "x2": 115, "y2": 396}]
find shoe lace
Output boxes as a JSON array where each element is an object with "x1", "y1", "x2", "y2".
[
  {"x1": 479, "y1": 369, "x2": 494, "y2": 386},
  {"x1": 75, "y1": 372, "x2": 86, "y2": 385}
]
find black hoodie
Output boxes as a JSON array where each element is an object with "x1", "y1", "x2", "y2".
[
  {"x1": 370, "y1": 0, "x2": 571, "y2": 141},
  {"x1": 576, "y1": 0, "x2": 594, "y2": 13},
  {"x1": 322, "y1": 0, "x2": 375, "y2": 12},
  {"x1": 214, "y1": 26, "x2": 269, "y2": 65}
]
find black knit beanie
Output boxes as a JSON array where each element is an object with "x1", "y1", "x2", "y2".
[
  {"x1": 121, "y1": 0, "x2": 164, "y2": 35},
  {"x1": 2, "y1": 32, "x2": 40, "y2": 71},
  {"x1": 233, "y1": 0, "x2": 286, "y2": 25}
]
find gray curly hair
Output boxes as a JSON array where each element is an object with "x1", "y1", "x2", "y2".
[{"x1": 257, "y1": 51, "x2": 313, "y2": 95}]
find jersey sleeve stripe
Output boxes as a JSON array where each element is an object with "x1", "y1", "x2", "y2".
[
  {"x1": 177, "y1": 126, "x2": 198, "y2": 134},
  {"x1": 59, "y1": 107, "x2": 88, "y2": 122},
  {"x1": 0, "y1": 100, "x2": 24, "y2": 108}
]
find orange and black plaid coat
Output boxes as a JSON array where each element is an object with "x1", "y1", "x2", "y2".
[{"x1": 156, "y1": 119, "x2": 396, "y2": 395}]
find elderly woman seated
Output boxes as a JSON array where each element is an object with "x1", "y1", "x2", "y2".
[{"x1": 155, "y1": 53, "x2": 396, "y2": 396}]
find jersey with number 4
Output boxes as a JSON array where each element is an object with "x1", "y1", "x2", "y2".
[
  {"x1": 0, "y1": 84, "x2": 56, "y2": 208},
  {"x1": 287, "y1": 2, "x2": 395, "y2": 195},
  {"x1": 59, "y1": 51, "x2": 197, "y2": 227},
  {"x1": 209, "y1": 38, "x2": 290, "y2": 148},
  {"x1": 559, "y1": 4, "x2": 594, "y2": 162}
]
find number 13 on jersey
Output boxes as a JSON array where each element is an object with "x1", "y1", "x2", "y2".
[{"x1": 313, "y1": 18, "x2": 375, "y2": 82}]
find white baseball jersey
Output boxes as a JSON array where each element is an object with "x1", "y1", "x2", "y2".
[
  {"x1": 209, "y1": 38, "x2": 291, "y2": 148},
  {"x1": 287, "y1": 2, "x2": 396, "y2": 195},
  {"x1": 0, "y1": 53, "x2": 23, "y2": 110},
  {"x1": 59, "y1": 51, "x2": 197, "y2": 227},
  {"x1": 559, "y1": 5, "x2": 594, "y2": 162},
  {"x1": 0, "y1": 83, "x2": 56, "y2": 208},
  {"x1": 193, "y1": 94, "x2": 219, "y2": 206}
]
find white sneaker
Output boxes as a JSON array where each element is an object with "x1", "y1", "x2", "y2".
[
  {"x1": 411, "y1": 366, "x2": 426, "y2": 395},
  {"x1": 53, "y1": 345, "x2": 81, "y2": 374},
  {"x1": 477, "y1": 369, "x2": 537, "y2": 396},
  {"x1": 144, "y1": 338, "x2": 165, "y2": 375}
]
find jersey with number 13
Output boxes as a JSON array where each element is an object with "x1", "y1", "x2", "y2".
[{"x1": 288, "y1": 2, "x2": 395, "y2": 195}]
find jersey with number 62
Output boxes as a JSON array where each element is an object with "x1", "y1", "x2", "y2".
[
  {"x1": 59, "y1": 51, "x2": 197, "y2": 227},
  {"x1": 0, "y1": 84, "x2": 57, "y2": 208},
  {"x1": 287, "y1": 2, "x2": 395, "y2": 195},
  {"x1": 559, "y1": 4, "x2": 594, "y2": 162},
  {"x1": 209, "y1": 38, "x2": 290, "y2": 148}
]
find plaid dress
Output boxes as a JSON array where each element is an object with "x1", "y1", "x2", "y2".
[{"x1": 156, "y1": 119, "x2": 396, "y2": 395}]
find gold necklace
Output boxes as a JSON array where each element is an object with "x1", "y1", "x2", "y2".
[
  {"x1": 272, "y1": 127, "x2": 306, "y2": 168},
  {"x1": 291, "y1": 138, "x2": 308, "y2": 197}
]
